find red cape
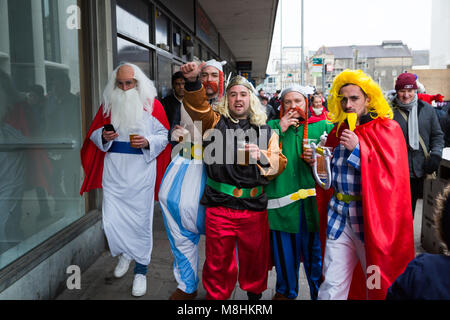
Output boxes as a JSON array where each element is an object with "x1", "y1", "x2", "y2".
[
  {"x1": 316, "y1": 118, "x2": 415, "y2": 300},
  {"x1": 80, "y1": 99, "x2": 171, "y2": 201}
]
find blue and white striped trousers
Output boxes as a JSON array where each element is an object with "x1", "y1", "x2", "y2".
[{"x1": 158, "y1": 155, "x2": 207, "y2": 294}]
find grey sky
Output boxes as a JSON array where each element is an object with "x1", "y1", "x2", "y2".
[{"x1": 273, "y1": 0, "x2": 432, "y2": 52}]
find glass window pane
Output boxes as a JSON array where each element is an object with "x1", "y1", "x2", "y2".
[
  {"x1": 172, "y1": 25, "x2": 181, "y2": 57},
  {"x1": 117, "y1": 37, "x2": 152, "y2": 79},
  {"x1": 155, "y1": 9, "x2": 169, "y2": 50},
  {"x1": 0, "y1": 0, "x2": 83, "y2": 269},
  {"x1": 116, "y1": 0, "x2": 150, "y2": 44},
  {"x1": 156, "y1": 55, "x2": 172, "y2": 99}
]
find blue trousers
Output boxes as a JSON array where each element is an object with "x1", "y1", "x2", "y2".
[
  {"x1": 134, "y1": 262, "x2": 148, "y2": 275},
  {"x1": 270, "y1": 203, "x2": 322, "y2": 299}
]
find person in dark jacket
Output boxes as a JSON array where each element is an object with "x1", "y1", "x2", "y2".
[
  {"x1": 161, "y1": 71, "x2": 186, "y2": 129},
  {"x1": 437, "y1": 103, "x2": 450, "y2": 148},
  {"x1": 269, "y1": 90, "x2": 281, "y2": 118},
  {"x1": 261, "y1": 96, "x2": 277, "y2": 122},
  {"x1": 386, "y1": 184, "x2": 450, "y2": 300},
  {"x1": 390, "y1": 72, "x2": 444, "y2": 218}
]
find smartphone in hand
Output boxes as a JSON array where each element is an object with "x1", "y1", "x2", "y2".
[{"x1": 104, "y1": 124, "x2": 116, "y2": 132}]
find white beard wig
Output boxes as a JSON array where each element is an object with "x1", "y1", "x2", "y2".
[
  {"x1": 109, "y1": 87, "x2": 145, "y2": 132},
  {"x1": 102, "y1": 63, "x2": 157, "y2": 130}
]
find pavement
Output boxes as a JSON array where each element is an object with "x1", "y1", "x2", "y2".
[{"x1": 56, "y1": 200, "x2": 425, "y2": 300}]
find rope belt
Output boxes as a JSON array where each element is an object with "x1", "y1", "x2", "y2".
[
  {"x1": 267, "y1": 188, "x2": 316, "y2": 210},
  {"x1": 334, "y1": 192, "x2": 362, "y2": 204},
  {"x1": 108, "y1": 141, "x2": 143, "y2": 155},
  {"x1": 206, "y1": 177, "x2": 263, "y2": 199}
]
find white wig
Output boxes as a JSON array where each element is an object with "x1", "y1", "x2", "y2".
[{"x1": 102, "y1": 63, "x2": 157, "y2": 116}]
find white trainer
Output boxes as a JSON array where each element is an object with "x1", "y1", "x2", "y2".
[
  {"x1": 132, "y1": 274, "x2": 147, "y2": 297},
  {"x1": 113, "y1": 255, "x2": 131, "y2": 278}
]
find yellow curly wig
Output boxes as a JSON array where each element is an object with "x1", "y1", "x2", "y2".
[{"x1": 327, "y1": 69, "x2": 393, "y2": 128}]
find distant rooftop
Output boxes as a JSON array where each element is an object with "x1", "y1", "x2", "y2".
[{"x1": 315, "y1": 41, "x2": 412, "y2": 59}]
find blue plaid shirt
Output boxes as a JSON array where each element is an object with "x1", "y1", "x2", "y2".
[{"x1": 327, "y1": 143, "x2": 364, "y2": 242}]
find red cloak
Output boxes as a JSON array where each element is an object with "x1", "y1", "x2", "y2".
[
  {"x1": 316, "y1": 118, "x2": 415, "y2": 300},
  {"x1": 80, "y1": 99, "x2": 171, "y2": 201}
]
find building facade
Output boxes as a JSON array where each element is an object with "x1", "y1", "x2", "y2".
[
  {"x1": 430, "y1": 0, "x2": 450, "y2": 69},
  {"x1": 312, "y1": 41, "x2": 413, "y2": 94}
]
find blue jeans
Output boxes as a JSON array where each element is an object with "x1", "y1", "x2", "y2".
[{"x1": 134, "y1": 262, "x2": 148, "y2": 275}]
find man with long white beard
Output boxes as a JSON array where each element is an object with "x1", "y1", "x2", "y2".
[{"x1": 80, "y1": 63, "x2": 170, "y2": 297}]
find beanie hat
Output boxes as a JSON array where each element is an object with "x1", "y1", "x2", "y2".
[{"x1": 395, "y1": 73, "x2": 418, "y2": 91}]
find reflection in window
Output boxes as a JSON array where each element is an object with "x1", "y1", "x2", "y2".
[
  {"x1": 41, "y1": 0, "x2": 61, "y2": 63},
  {"x1": 172, "y1": 25, "x2": 182, "y2": 57},
  {"x1": 157, "y1": 55, "x2": 172, "y2": 99},
  {"x1": 116, "y1": 2, "x2": 150, "y2": 44},
  {"x1": 1, "y1": 0, "x2": 83, "y2": 270},
  {"x1": 117, "y1": 37, "x2": 152, "y2": 79},
  {"x1": 155, "y1": 9, "x2": 169, "y2": 50}
]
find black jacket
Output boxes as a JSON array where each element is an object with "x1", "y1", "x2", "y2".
[
  {"x1": 161, "y1": 93, "x2": 182, "y2": 129},
  {"x1": 393, "y1": 99, "x2": 445, "y2": 178}
]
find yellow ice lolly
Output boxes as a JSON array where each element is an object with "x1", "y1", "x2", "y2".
[{"x1": 347, "y1": 113, "x2": 357, "y2": 131}]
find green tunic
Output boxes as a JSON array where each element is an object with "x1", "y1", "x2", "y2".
[{"x1": 266, "y1": 119, "x2": 334, "y2": 233}]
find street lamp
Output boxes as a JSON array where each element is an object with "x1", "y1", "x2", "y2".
[
  {"x1": 301, "y1": 0, "x2": 304, "y2": 85},
  {"x1": 280, "y1": 0, "x2": 283, "y2": 89}
]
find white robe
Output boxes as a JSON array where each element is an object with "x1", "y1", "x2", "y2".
[{"x1": 90, "y1": 111, "x2": 168, "y2": 265}]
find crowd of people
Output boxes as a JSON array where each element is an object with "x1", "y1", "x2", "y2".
[{"x1": 79, "y1": 60, "x2": 449, "y2": 300}]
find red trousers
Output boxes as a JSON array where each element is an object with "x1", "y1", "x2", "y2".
[{"x1": 202, "y1": 206, "x2": 270, "y2": 300}]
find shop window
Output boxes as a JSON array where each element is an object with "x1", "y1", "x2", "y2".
[
  {"x1": 0, "y1": 0, "x2": 83, "y2": 270},
  {"x1": 42, "y1": 0, "x2": 61, "y2": 62},
  {"x1": 156, "y1": 54, "x2": 172, "y2": 99},
  {"x1": 116, "y1": 0, "x2": 150, "y2": 44},
  {"x1": 196, "y1": 43, "x2": 202, "y2": 60},
  {"x1": 172, "y1": 25, "x2": 182, "y2": 57},
  {"x1": 117, "y1": 37, "x2": 152, "y2": 79}
]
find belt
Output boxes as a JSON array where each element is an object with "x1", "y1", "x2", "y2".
[
  {"x1": 268, "y1": 188, "x2": 316, "y2": 210},
  {"x1": 334, "y1": 192, "x2": 362, "y2": 203},
  {"x1": 109, "y1": 141, "x2": 143, "y2": 155},
  {"x1": 206, "y1": 177, "x2": 263, "y2": 199}
]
